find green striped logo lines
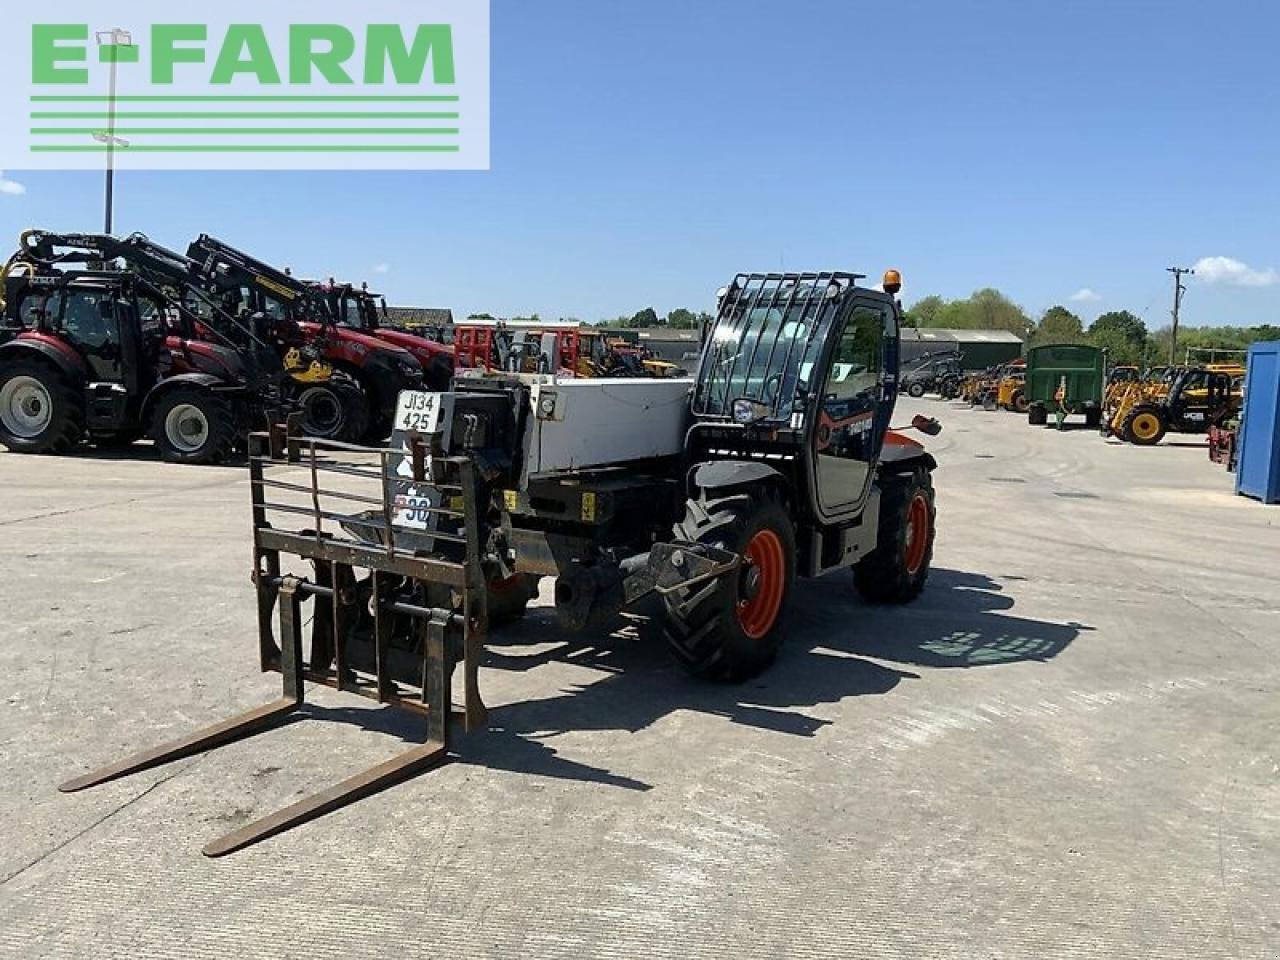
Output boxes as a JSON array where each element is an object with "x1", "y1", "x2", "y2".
[{"x1": 27, "y1": 94, "x2": 462, "y2": 154}]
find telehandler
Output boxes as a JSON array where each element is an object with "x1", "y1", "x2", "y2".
[{"x1": 59, "y1": 270, "x2": 941, "y2": 856}]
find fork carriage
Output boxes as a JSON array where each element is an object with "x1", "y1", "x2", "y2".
[{"x1": 61, "y1": 423, "x2": 492, "y2": 857}]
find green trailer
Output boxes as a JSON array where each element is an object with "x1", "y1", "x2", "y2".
[{"x1": 1025, "y1": 344, "x2": 1105, "y2": 428}]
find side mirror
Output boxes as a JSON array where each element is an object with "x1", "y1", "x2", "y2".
[{"x1": 911, "y1": 414, "x2": 942, "y2": 436}]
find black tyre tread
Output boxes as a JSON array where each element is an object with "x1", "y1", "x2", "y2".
[
  {"x1": 662, "y1": 489, "x2": 794, "y2": 682},
  {"x1": 1027, "y1": 404, "x2": 1048, "y2": 426},
  {"x1": 0, "y1": 361, "x2": 84, "y2": 454},
  {"x1": 150, "y1": 388, "x2": 236, "y2": 465},
  {"x1": 1083, "y1": 406, "x2": 1103, "y2": 429},
  {"x1": 854, "y1": 469, "x2": 935, "y2": 605},
  {"x1": 298, "y1": 372, "x2": 370, "y2": 443},
  {"x1": 1121, "y1": 405, "x2": 1167, "y2": 446}
]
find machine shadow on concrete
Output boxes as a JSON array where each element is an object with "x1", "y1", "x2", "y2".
[{"x1": 307, "y1": 567, "x2": 1089, "y2": 792}]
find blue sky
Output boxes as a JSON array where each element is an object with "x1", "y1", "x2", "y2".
[{"x1": 1, "y1": 0, "x2": 1277, "y2": 327}]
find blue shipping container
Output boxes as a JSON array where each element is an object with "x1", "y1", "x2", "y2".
[{"x1": 1236, "y1": 340, "x2": 1280, "y2": 504}]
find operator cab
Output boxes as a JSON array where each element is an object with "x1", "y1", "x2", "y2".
[{"x1": 689, "y1": 271, "x2": 899, "y2": 525}]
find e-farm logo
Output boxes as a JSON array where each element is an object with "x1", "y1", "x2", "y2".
[{"x1": 0, "y1": 0, "x2": 489, "y2": 170}]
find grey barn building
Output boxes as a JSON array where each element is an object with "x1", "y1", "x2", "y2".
[{"x1": 901, "y1": 327, "x2": 1023, "y2": 370}]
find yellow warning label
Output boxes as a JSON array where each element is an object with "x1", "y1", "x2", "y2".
[
  {"x1": 581, "y1": 491, "x2": 597, "y2": 522},
  {"x1": 504, "y1": 490, "x2": 518, "y2": 511}
]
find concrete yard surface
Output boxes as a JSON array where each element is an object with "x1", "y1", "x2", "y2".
[{"x1": 0, "y1": 398, "x2": 1277, "y2": 959}]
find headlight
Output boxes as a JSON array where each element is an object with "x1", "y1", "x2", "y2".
[{"x1": 732, "y1": 398, "x2": 771, "y2": 424}]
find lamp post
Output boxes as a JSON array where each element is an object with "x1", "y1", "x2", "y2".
[{"x1": 94, "y1": 28, "x2": 133, "y2": 234}]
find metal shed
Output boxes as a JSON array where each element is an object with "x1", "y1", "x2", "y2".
[
  {"x1": 1236, "y1": 340, "x2": 1280, "y2": 504},
  {"x1": 901, "y1": 328, "x2": 1024, "y2": 370}
]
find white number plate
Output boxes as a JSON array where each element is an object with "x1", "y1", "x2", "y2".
[
  {"x1": 395, "y1": 390, "x2": 445, "y2": 434},
  {"x1": 393, "y1": 486, "x2": 438, "y2": 530}
]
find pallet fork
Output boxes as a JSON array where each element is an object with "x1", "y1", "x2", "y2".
[{"x1": 59, "y1": 424, "x2": 489, "y2": 857}]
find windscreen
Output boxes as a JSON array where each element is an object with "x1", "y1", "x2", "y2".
[{"x1": 695, "y1": 277, "x2": 842, "y2": 417}]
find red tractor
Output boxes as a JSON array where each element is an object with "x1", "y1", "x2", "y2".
[
  {"x1": 185, "y1": 235, "x2": 424, "y2": 441},
  {"x1": 0, "y1": 262, "x2": 295, "y2": 463},
  {"x1": 321, "y1": 281, "x2": 455, "y2": 391}
]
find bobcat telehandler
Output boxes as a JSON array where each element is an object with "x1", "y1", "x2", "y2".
[{"x1": 59, "y1": 269, "x2": 942, "y2": 857}]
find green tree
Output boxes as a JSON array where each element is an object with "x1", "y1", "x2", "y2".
[
  {"x1": 967, "y1": 288, "x2": 1034, "y2": 338},
  {"x1": 1032, "y1": 305, "x2": 1084, "y2": 345},
  {"x1": 666, "y1": 308, "x2": 700, "y2": 329},
  {"x1": 905, "y1": 294, "x2": 944, "y2": 328},
  {"x1": 1088, "y1": 310, "x2": 1148, "y2": 365},
  {"x1": 629, "y1": 307, "x2": 660, "y2": 329}
]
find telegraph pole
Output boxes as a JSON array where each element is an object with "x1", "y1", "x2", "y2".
[{"x1": 1167, "y1": 266, "x2": 1193, "y2": 365}]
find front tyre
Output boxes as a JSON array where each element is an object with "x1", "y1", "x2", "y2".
[
  {"x1": 0, "y1": 362, "x2": 84, "y2": 454},
  {"x1": 297, "y1": 372, "x2": 370, "y2": 443},
  {"x1": 662, "y1": 488, "x2": 795, "y2": 682},
  {"x1": 854, "y1": 469, "x2": 935, "y2": 604},
  {"x1": 907, "y1": 381, "x2": 926, "y2": 398},
  {"x1": 150, "y1": 388, "x2": 236, "y2": 465},
  {"x1": 1121, "y1": 406, "x2": 1167, "y2": 446}
]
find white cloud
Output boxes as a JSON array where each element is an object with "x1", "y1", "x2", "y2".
[
  {"x1": 0, "y1": 172, "x2": 26, "y2": 196},
  {"x1": 1069, "y1": 287, "x2": 1101, "y2": 303},
  {"x1": 1192, "y1": 256, "x2": 1278, "y2": 288},
  {"x1": 372, "y1": 263, "x2": 391, "y2": 275}
]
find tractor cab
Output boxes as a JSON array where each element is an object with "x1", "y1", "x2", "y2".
[
  {"x1": 689, "y1": 272, "x2": 900, "y2": 534},
  {"x1": 2, "y1": 272, "x2": 157, "y2": 435}
]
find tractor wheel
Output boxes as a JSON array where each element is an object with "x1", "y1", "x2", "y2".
[
  {"x1": 150, "y1": 388, "x2": 236, "y2": 465},
  {"x1": 1122, "y1": 406, "x2": 1167, "y2": 446},
  {"x1": 662, "y1": 488, "x2": 795, "y2": 682},
  {"x1": 1083, "y1": 405, "x2": 1103, "y2": 429},
  {"x1": 907, "y1": 382, "x2": 926, "y2": 398},
  {"x1": 1027, "y1": 403, "x2": 1048, "y2": 426},
  {"x1": 1012, "y1": 391, "x2": 1030, "y2": 414},
  {"x1": 854, "y1": 469, "x2": 935, "y2": 604},
  {"x1": 297, "y1": 372, "x2": 370, "y2": 443},
  {"x1": 487, "y1": 574, "x2": 541, "y2": 627},
  {"x1": 0, "y1": 361, "x2": 84, "y2": 454}
]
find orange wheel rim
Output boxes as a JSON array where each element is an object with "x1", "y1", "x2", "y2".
[
  {"x1": 737, "y1": 529, "x2": 785, "y2": 640},
  {"x1": 904, "y1": 494, "x2": 930, "y2": 575}
]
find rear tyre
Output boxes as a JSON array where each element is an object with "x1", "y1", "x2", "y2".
[
  {"x1": 662, "y1": 488, "x2": 795, "y2": 682},
  {"x1": 1122, "y1": 406, "x2": 1167, "y2": 446},
  {"x1": 150, "y1": 388, "x2": 236, "y2": 465},
  {"x1": 0, "y1": 362, "x2": 83, "y2": 454},
  {"x1": 854, "y1": 469, "x2": 935, "y2": 604},
  {"x1": 297, "y1": 372, "x2": 370, "y2": 443},
  {"x1": 1027, "y1": 403, "x2": 1048, "y2": 426},
  {"x1": 1012, "y1": 391, "x2": 1029, "y2": 414},
  {"x1": 907, "y1": 382, "x2": 926, "y2": 398},
  {"x1": 1083, "y1": 406, "x2": 1103, "y2": 429}
]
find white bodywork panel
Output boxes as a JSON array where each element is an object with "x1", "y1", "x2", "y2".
[{"x1": 523, "y1": 376, "x2": 693, "y2": 479}]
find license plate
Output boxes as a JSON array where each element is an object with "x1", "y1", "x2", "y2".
[
  {"x1": 394, "y1": 390, "x2": 445, "y2": 434},
  {"x1": 392, "y1": 486, "x2": 438, "y2": 530}
]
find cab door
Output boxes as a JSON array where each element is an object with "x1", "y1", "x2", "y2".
[
  {"x1": 812, "y1": 298, "x2": 896, "y2": 516},
  {"x1": 58, "y1": 287, "x2": 124, "y2": 383}
]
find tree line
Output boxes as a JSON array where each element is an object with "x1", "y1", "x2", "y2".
[
  {"x1": 467, "y1": 288, "x2": 1278, "y2": 367},
  {"x1": 905, "y1": 289, "x2": 1280, "y2": 366}
]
